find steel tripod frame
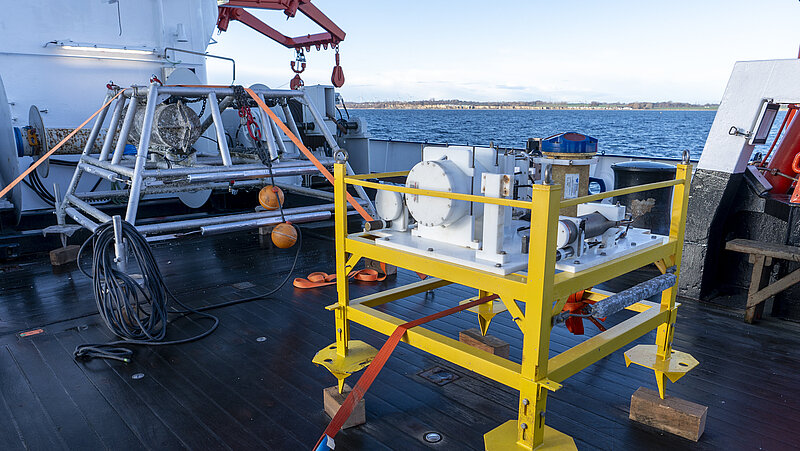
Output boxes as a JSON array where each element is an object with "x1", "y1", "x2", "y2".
[
  {"x1": 56, "y1": 83, "x2": 374, "y2": 235},
  {"x1": 318, "y1": 162, "x2": 695, "y2": 450}
]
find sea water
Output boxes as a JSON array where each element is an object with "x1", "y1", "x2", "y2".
[{"x1": 350, "y1": 109, "x2": 717, "y2": 160}]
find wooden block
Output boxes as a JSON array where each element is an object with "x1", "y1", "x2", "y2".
[
  {"x1": 49, "y1": 245, "x2": 80, "y2": 266},
  {"x1": 458, "y1": 328, "x2": 510, "y2": 359},
  {"x1": 629, "y1": 387, "x2": 707, "y2": 441},
  {"x1": 323, "y1": 384, "x2": 365, "y2": 429},
  {"x1": 364, "y1": 258, "x2": 397, "y2": 276}
]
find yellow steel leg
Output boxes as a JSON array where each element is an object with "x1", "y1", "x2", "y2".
[
  {"x1": 313, "y1": 163, "x2": 376, "y2": 393},
  {"x1": 485, "y1": 183, "x2": 576, "y2": 450},
  {"x1": 624, "y1": 163, "x2": 697, "y2": 399}
]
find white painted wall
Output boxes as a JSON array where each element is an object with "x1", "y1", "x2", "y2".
[
  {"x1": 0, "y1": 0, "x2": 218, "y2": 128},
  {"x1": 698, "y1": 59, "x2": 800, "y2": 174}
]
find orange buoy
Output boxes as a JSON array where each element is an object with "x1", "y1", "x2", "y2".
[
  {"x1": 259, "y1": 185, "x2": 285, "y2": 210},
  {"x1": 271, "y1": 222, "x2": 297, "y2": 249}
]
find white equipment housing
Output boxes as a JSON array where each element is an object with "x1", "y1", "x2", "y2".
[{"x1": 372, "y1": 145, "x2": 668, "y2": 275}]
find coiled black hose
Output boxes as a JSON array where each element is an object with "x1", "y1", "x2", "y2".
[{"x1": 74, "y1": 220, "x2": 302, "y2": 362}]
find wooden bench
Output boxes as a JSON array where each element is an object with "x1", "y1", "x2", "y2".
[{"x1": 725, "y1": 238, "x2": 800, "y2": 323}]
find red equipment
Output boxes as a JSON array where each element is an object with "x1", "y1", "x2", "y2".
[
  {"x1": 764, "y1": 106, "x2": 800, "y2": 194},
  {"x1": 216, "y1": 0, "x2": 346, "y2": 87}
]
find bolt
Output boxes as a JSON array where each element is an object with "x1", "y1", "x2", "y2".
[
  {"x1": 651, "y1": 235, "x2": 657, "y2": 239},
  {"x1": 540, "y1": 412, "x2": 546, "y2": 418},
  {"x1": 600, "y1": 252, "x2": 607, "y2": 256},
  {"x1": 520, "y1": 423, "x2": 528, "y2": 430},
  {"x1": 131, "y1": 373, "x2": 144, "y2": 380},
  {"x1": 256, "y1": 336, "x2": 266, "y2": 342},
  {"x1": 573, "y1": 260, "x2": 581, "y2": 264},
  {"x1": 427, "y1": 247, "x2": 434, "y2": 252},
  {"x1": 499, "y1": 251, "x2": 507, "y2": 255},
  {"x1": 495, "y1": 263, "x2": 502, "y2": 268},
  {"x1": 522, "y1": 398, "x2": 529, "y2": 406},
  {"x1": 631, "y1": 242, "x2": 637, "y2": 246},
  {"x1": 337, "y1": 328, "x2": 342, "y2": 333}
]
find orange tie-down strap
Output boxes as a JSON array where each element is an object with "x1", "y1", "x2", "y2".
[
  {"x1": 293, "y1": 268, "x2": 386, "y2": 289},
  {"x1": 243, "y1": 87, "x2": 374, "y2": 222},
  {"x1": 312, "y1": 293, "x2": 500, "y2": 451}
]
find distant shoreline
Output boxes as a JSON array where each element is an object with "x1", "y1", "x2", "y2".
[{"x1": 349, "y1": 107, "x2": 716, "y2": 112}]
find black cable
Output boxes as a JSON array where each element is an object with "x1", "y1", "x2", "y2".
[
  {"x1": 74, "y1": 221, "x2": 219, "y2": 362},
  {"x1": 74, "y1": 220, "x2": 303, "y2": 362}
]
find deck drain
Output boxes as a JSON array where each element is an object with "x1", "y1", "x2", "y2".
[
  {"x1": 131, "y1": 373, "x2": 145, "y2": 380},
  {"x1": 418, "y1": 366, "x2": 460, "y2": 386},
  {"x1": 423, "y1": 432, "x2": 442, "y2": 443}
]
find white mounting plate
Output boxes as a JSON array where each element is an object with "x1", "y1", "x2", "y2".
[
  {"x1": 556, "y1": 228, "x2": 667, "y2": 273},
  {"x1": 372, "y1": 220, "x2": 530, "y2": 275}
]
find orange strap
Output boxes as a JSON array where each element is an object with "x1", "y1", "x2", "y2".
[
  {"x1": 0, "y1": 89, "x2": 127, "y2": 201},
  {"x1": 293, "y1": 268, "x2": 385, "y2": 289},
  {"x1": 243, "y1": 87, "x2": 374, "y2": 222},
  {"x1": 313, "y1": 293, "x2": 499, "y2": 450}
]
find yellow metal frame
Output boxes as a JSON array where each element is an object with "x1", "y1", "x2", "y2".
[{"x1": 317, "y1": 162, "x2": 694, "y2": 450}]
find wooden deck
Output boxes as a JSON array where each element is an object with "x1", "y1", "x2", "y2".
[{"x1": 0, "y1": 231, "x2": 799, "y2": 450}]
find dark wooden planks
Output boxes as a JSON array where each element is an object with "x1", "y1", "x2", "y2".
[{"x1": 0, "y1": 231, "x2": 799, "y2": 450}]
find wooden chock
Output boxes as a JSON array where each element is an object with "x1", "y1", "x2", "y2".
[
  {"x1": 458, "y1": 328, "x2": 510, "y2": 359},
  {"x1": 49, "y1": 245, "x2": 80, "y2": 266},
  {"x1": 629, "y1": 387, "x2": 707, "y2": 442},
  {"x1": 323, "y1": 384, "x2": 365, "y2": 429}
]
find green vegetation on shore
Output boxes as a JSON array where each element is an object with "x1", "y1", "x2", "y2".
[{"x1": 348, "y1": 99, "x2": 717, "y2": 111}]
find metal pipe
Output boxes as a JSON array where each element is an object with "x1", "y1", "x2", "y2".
[
  {"x1": 280, "y1": 102, "x2": 303, "y2": 144},
  {"x1": 199, "y1": 95, "x2": 233, "y2": 136},
  {"x1": 112, "y1": 215, "x2": 127, "y2": 272},
  {"x1": 125, "y1": 83, "x2": 159, "y2": 224},
  {"x1": 200, "y1": 210, "x2": 331, "y2": 236},
  {"x1": 98, "y1": 96, "x2": 126, "y2": 161},
  {"x1": 301, "y1": 92, "x2": 340, "y2": 151},
  {"x1": 587, "y1": 273, "x2": 677, "y2": 319},
  {"x1": 60, "y1": 90, "x2": 113, "y2": 220},
  {"x1": 208, "y1": 91, "x2": 233, "y2": 166},
  {"x1": 269, "y1": 116, "x2": 288, "y2": 156},
  {"x1": 157, "y1": 86, "x2": 303, "y2": 98},
  {"x1": 186, "y1": 165, "x2": 323, "y2": 183},
  {"x1": 75, "y1": 180, "x2": 266, "y2": 200},
  {"x1": 136, "y1": 203, "x2": 338, "y2": 234},
  {"x1": 81, "y1": 156, "x2": 135, "y2": 178},
  {"x1": 82, "y1": 164, "x2": 121, "y2": 182},
  {"x1": 65, "y1": 207, "x2": 99, "y2": 232},
  {"x1": 274, "y1": 182, "x2": 334, "y2": 201},
  {"x1": 67, "y1": 194, "x2": 112, "y2": 224},
  {"x1": 140, "y1": 160, "x2": 333, "y2": 178},
  {"x1": 258, "y1": 96, "x2": 279, "y2": 160},
  {"x1": 111, "y1": 98, "x2": 138, "y2": 164},
  {"x1": 83, "y1": 91, "x2": 113, "y2": 156}
]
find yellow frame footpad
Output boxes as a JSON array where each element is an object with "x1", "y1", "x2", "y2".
[{"x1": 315, "y1": 163, "x2": 696, "y2": 450}]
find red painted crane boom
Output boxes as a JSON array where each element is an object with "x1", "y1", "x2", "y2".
[{"x1": 216, "y1": 0, "x2": 345, "y2": 51}]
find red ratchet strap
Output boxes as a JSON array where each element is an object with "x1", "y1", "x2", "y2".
[
  {"x1": 562, "y1": 290, "x2": 606, "y2": 335},
  {"x1": 243, "y1": 87, "x2": 374, "y2": 222},
  {"x1": 293, "y1": 268, "x2": 385, "y2": 289},
  {"x1": 312, "y1": 293, "x2": 499, "y2": 451}
]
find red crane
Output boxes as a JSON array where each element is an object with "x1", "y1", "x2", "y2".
[{"x1": 216, "y1": 0, "x2": 346, "y2": 89}]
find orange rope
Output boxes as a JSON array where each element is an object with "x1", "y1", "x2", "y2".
[
  {"x1": 243, "y1": 87, "x2": 374, "y2": 222},
  {"x1": 0, "y1": 89, "x2": 126, "y2": 201}
]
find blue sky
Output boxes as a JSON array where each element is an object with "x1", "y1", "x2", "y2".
[{"x1": 207, "y1": 0, "x2": 800, "y2": 103}]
